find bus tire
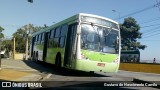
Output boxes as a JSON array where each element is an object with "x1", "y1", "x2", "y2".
[
  {"x1": 90, "y1": 71, "x2": 94, "y2": 75},
  {"x1": 55, "y1": 53, "x2": 61, "y2": 67}
]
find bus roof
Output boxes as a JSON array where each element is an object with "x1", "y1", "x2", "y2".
[
  {"x1": 32, "y1": 13, "x2": 119, "y2": 37},
  {"x1": 79, "y1": 13, "x2": 118, "y2": 24},
  {"x1": 32, "y1": 14, "x2": 77, "y2": 37}
]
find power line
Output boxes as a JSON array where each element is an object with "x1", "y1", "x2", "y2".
[
  {"x1": 141, "y1": 23, "x2": 160, "y2": 28},
  {"x1": 115, "y1": 2, "x2": 160, "y2": 20},
  {"x1": 139, "y1": 17, "x2": 160, "y2": 24},
  {"x1": 142, "y1": 32, "x2": 160, "y2": 38},
  {"x1": 143, "y1": 29, "x2": 160, "y2": 35},
  {"x1": 156, "y1": 0, "x2": 160, "y2": 12},
  {"x1": 141, "y1": 26, "x2": 160, "y2": 32},
  {"x1": 139, "y1": 40, "x2": 160, "y2": 41}
]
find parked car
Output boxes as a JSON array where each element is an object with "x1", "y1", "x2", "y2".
[{"x1": 0, "y1": 49, "x2": 9, "y2": 58}]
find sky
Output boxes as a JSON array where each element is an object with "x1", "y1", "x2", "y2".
[{"x1": 0, "y1": 0, "x2": 160, "y2": 62}]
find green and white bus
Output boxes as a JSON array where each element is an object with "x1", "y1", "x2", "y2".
[{"x1": 29, "y1": 13, "x2": 121, "y2": 72}]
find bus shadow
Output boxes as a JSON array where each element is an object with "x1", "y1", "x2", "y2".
[{"x1": 23, "y1": 60, "x2": 109, "y2": 77}]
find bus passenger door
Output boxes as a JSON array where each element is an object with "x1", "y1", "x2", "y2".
[
  {"x1": 64, "y1": 24, "x2": 77, "y2": 67},
  {"x1": 43, "y1": 32, "x2": 49, "y2": 61}
]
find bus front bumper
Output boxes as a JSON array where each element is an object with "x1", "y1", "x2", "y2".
[{"x1": 74, "y1": 60, "x2": 119, "y2": 72}]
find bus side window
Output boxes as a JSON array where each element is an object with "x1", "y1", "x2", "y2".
[
  {"x1": 54, "y1": 27, "x2": 61, "y2": 47},
  {"x1": 60, "y1": 24, "x2": 68, "y2": 48},
  {"x1": 60, "y1": 37, "x2": 65, "y2": 48},
  {"x1": 34, "y1": 35, "x2": 37, "y2": 45},
  {"x1": 55, "y1": 27, "x2": 61, "y2": 37},
  {"x1": 50, "y1": 29, "x2": 55, "y2": 39},
  {"x1": 36, "y1": 35, "x2": 39, "y2": 45},
  {"x1": 41, "y1": 33, "x2": 44, "y2": 44},
  {"x1": 38, "y1": 34, "x2": 41, "y2": 44},
  {"x1": 48, "y1": 29, "x2": 55, "y2": 48}
]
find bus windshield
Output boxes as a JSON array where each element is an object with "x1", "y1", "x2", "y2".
[{"x1": 81, "y1": 24, "x2": 119, "y2": 54}]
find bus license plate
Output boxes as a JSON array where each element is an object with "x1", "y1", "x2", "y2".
[{"x1": 97, "y1": 63, "x2": 105, "y2": 67}]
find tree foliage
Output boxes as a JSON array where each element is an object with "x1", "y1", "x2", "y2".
[
  {"x1": 120, "y1": 17, "x2": 146, "y2": 50},
  {"x1": 0, "y1": 26, "x2": 4, "y2": 52},
  {"x1": 0, "y1": 26, "x2": 4, "y2": 39},
  {"x1": 13, "y1": 24, "x2": 43, "y2": 53},
  {"x1": 1, "y1": 39, "x2": 12, "y2": 52}
]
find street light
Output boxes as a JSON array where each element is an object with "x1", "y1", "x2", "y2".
[
  {"x1": 28, "y1": 0, "x2": 33, "y2": 3},
  {"x1": 112, "y1": 10, "x2": 121, "y2": 23}
]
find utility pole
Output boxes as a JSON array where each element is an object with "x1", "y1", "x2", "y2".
[
  {"x1": 0, "y1": 40, "x2": 1, "y2": 70},
  {"x1": 112, "y1": 10, "x2": 121, "y2": 23},
  {"x1": 0, "y1": 38, "x2": 3, "y2": 70},
  {"x1": 13, "y1": 38, "x2": 15, "y2": 59},
  {"x1": 25, "y1": 30, "x2": 29, "y2": 60}
]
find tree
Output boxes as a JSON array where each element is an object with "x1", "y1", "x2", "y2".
[
  {"x1": 0, "y1": 26, "x2": 4, "y2": 68},
  {"x1": 0, "y1": 26, "x2": 4, "y2": 51},
  {"x1": 12, "y1": 24, "x2": 43, "y2": 53},
  {"x1": 1, "y1": 39, "x2": 13, "y2": 51},
  {"x1": 120, "y1": 17, "x2": 146, "y2": 50},
  {"x1": 0, "y1": 26, "x2": 4, "y2": 39}
]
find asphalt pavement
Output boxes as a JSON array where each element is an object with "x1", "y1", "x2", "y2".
[{"x1": 0, "y1": 58, "x2": 160, "y2": 90}]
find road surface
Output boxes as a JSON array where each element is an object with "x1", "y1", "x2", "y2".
[{"x1": 1, "y1": 59, "x2": 160, "y2": 90}]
